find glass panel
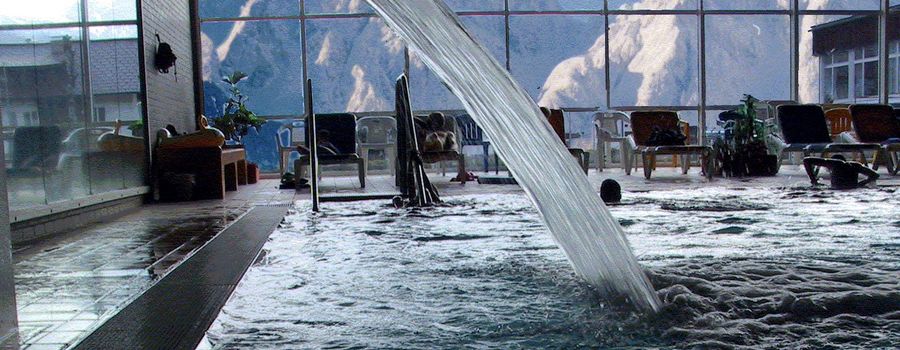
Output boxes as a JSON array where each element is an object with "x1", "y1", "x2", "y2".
[
  {"x1": 201, "y1": 20, "x2": 304, "y2": 117},
  {"x1": 833, "y1": 50, "x2": 849, "y2": 63},
  {"x1": 703, "y1": 109, "x2": 728, "y2": 139},
  {"x1": 863, "y1": 44, "x2": 878, "y2": 58},
  {"x1": 240, "y1": 119, "x2": 292, "y2": 173},
  {"x1": 410, "y1": 15, "x2": 505, "y2": 111},
  {"x1": 87, "y1": 25, "x2": 144, "y2": 191},
  {"x1": 200, "y1": 0, "x2": 299, "y2": 19},
  {"x1": 0, "y1": 27, "x2": 90, "y2": 208},
  {"x1": 890, "y1": 58, "x2": 898, "y2": 95},
  {"x1": 306, "y1": 17, "x2": 404, "y2": 113},
  {"x1": 609, "y1": 15, "x2": 699, "y2": 107},
  {"x1": 703, "y1": 0, "x2": 787, "y2": 10},
  {"x1": 509, "y1": 0, "x2": 603, "y2": 11},
  {"x1": 801, "y1": 0, "x2": 880, "y2": 11},
  {"x1": 799, "y1": 14, "x2": 875, "y2": 103},
  {"x1": 854, "y1": 63, "x2": 864, "y2": 97},
  {"x1": 446, "y1": 0, "x2": 504, "y2": 11},
  {"x1": 0, "y1": 0, "x2": 83, "y2": 25},
  {"x1": 822, "y1": 67, "x2": 833, "y2": 102},
  {"x1": 561, "y1": 111, "x2": 596, "y2": 151},
  {"x1": 87, "y1": 0, "x2": 137, "y2": 21},
  {"x1": 608, "y1": 0, "x2": 697, "y2": 10},
  {"x1": 834, "y1": 65, "x2": 849, "y2": 100},
  {"x1": 509, "y1": 15, "x2": 605, "y2": 108},
  {"x1": 863, "y1": 61, "x2": 878, "y2": 97},
  {"x1": 705, "y1": 15, "x2": 790, "y2": 105},
  {"x1": 892, "y1": 9, "x2": 899, "y2": 104},
  {"x1": 304, "y1": 0, "x2": 373, "y2": 14}
]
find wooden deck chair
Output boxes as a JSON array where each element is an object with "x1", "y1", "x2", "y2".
[
  {"x1": 775, "y1": 105, "x2": 880, "y2": 168},
  {"x1": 543, "y1": 108, "x2": 590, "y2": 174},
  {"x1": 849, "y1": 104, "x2": 900, "y2": 175},
  {"x1": 629, "y1": 111, "x2": 713, "y2": 180}
]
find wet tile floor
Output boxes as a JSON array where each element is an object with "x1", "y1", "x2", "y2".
[{"x1": 11, "y1": 180, "x2": 294, "y2": 350}]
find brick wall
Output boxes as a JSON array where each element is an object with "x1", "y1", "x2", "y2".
[{"x1": 141, "y1": 0, "x2": 197, "y2": 150}]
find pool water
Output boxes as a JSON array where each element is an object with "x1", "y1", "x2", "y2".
[{"x1": 200, "y1": 187, "x2": 900, "y2": 349}]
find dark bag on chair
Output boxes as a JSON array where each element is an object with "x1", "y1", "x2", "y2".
[{"x1": 646, "y1": 126, "x2": 687, "y2": 146}]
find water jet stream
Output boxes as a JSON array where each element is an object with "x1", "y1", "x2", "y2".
[{"x1": 366, "y1": 0, "x2": 661, "y2": 311}]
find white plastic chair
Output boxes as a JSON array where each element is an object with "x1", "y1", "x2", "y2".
[
  {"x1": 593, "y1": 111, "x2": 634, "y2": 174},
  {"x1": 275, "y1": 120, "x2": 304, "y2": 175},
  {"x1": 356, "y1": 116, "x2": 397, "y2": 175}
]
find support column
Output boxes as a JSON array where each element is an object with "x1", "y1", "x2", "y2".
[
  {"x1": 0, "y1": 122, "x2": 19, "y2": 346},
  {"x1": 879, "y1": 0, "x2": 890, "y2": 104}
]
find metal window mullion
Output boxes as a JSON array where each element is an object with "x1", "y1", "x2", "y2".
[
  {"x1": 697, "y1": 0, "x2": 706, "y2": 145},
  {"x1": 603, "y1": 0, "x2": 611, "y2": 108},
  {"x1": 504, "y1": 0, "x2": 510, "y2": 72},
  {"x1": 790, "y1": 0, "x2": 799, "y2": 103},
  {"x1": 80, "y1": 0, "x2": 96, "y2": 194},
  {"x1": 300, "y1": 0, "x2": 309, "y2": 119},
  {"x1": 879, "y1": 0, "x2": 890, "y2": 104}
]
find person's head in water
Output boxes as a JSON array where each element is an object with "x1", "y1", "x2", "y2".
[{"x1": 600, "y1": 179, "x2": 622, "y2": 204}]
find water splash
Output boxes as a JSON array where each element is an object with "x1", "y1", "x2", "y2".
[{"x1": 366, "y1": 0, "x2": 660, "y2": 311}]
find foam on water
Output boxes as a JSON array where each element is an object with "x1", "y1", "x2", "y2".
[
  {"x1": 200, "y1": 188, "x2": 900, "y2": 349},
  {"x1": 364, "y1": 0, "x2": 660, "y2": 311}
]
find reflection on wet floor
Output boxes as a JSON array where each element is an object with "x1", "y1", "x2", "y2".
[
  {"x1": 11, "y1": 205, "x2": 255, "y2": 349},
  {"x1": 13, "y1": 204, "x2": 248, "y2": 349}
]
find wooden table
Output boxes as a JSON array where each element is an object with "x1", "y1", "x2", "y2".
[{"x1": 156, "y1": 147, "x2": 247, "y2": 200}]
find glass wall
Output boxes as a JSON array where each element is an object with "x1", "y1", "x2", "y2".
[
  {"x1": 0, "y1": 0, "x2": 145, "y2": 213},
  {"x1": 198, "y1": 0, "x2": 896, "y2": 172}
]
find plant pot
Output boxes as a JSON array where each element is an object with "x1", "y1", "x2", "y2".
[
  {"x1": 247, "y1": 163, "x2": 259, "y2": 184},
  {"x1": 746, "y1": 154, "x2": 779, "y2": 177}
]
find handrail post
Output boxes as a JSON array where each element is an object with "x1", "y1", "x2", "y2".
[{"x1": 306, "y1": 79, "x2": 320, "y2": 212}]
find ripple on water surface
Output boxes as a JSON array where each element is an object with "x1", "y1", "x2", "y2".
[{"x1": 202, "y1": 189, "x2": 900, "y2": 349}]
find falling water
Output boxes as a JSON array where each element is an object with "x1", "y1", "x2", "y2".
[{"x1": 366, "y1": 0, "x2": 660, "y2": 311}]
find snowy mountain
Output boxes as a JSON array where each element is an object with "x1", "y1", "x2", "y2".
[{"x1": 198, "y1": 0, "x2": 864, "y2": 169}]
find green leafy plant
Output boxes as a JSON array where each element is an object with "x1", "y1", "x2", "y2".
[
  {"x1": 212, "y1": 71, "x2": 266, "y2": 144},
  {"x1": 128, "y1": 118, "x2": 144, "y2": 132},
  {"x1": 715, "y1": 95, "x2": 778, "y2": 177}
]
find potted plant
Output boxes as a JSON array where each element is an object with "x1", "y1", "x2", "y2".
[
  {"x1": 128, "y1": 119, "x2": 144, "y2": 137},
  {"x1": 714, "y1": 95, "x2": 779, "y2": 177},
  {"x1": 212, "y1": 71, "x2": 265, "y2": 180},
  {"x1": 212, "y1": 71, "x2": 266, "y2": 147}
]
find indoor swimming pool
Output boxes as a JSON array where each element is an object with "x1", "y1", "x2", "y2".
[{"x1": 199, "y1": 187, "x2": 900, "y2": 349}]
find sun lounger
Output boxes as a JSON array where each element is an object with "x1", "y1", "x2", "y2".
[
  {"x1": 628, "y1": 111, "x2": 713, "y2": 180},
  {"x1": 774, "y1": 104, "x2": 880, "y2": 168},
  {"x1": 849, "y1": 104, "x2": 900, "y2": 175}
]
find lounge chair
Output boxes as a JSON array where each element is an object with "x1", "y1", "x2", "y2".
[
  {"x1": 628, "y1": 111, "x2": 713, "y2": 180},
  {"x1": 774, "y1": 104, "x2": 880, "y2": 167},
  {"x1": 593, "y1": 110, "x2": 633, "y2": 174},
  {"x1": 543, "y1": 108, "x2": 589, "y2": 175},
  {"x1": 296, "y1": 113, "x2": 366, "y2": 188},
  {"x1": 848, "y1": 104, "x2": 900, "y2": 175},
  {"x1": 824, "y1": 108, "x2": 853, "y2": 141},
  {"x1": 455, "y1": 113, "x2": 492, "y2": 173},
  {"x1": 357, "y1": 115, "x2": 397, "y2": 176}
]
